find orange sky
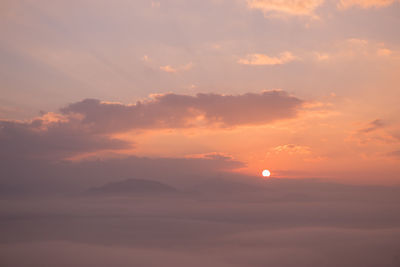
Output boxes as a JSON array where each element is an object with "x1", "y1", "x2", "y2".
[{"x1": 1, "y1": 0, "x2": 400, "y2": 184}]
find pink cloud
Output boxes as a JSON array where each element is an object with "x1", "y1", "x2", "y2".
[{"x1": 61, "y1": 91, "x2": 303, "y2": 132}]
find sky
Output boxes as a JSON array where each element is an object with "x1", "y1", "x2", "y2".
[
  {"x1": 1, "y1": 0, "x2": 400, "y2": 184},
  {"x1": 1, "y1": 0, "x2": 400, "y2": 185},
  {"x1": 1, "y1": 1, "x2": 400, "y2": 266}
]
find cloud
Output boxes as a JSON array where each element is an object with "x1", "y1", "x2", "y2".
[
  {"x1": 272, "y1": 144, "x2": 312, "y2": 154},
  {"x1": 1, "y1": 91, "x2": 303, "y2": 160},
  {"x1": 61, "y1": 91, "x2": 303, "y2": 132},
  {"x1": 0, "y1": 116, "x2": 128, "y2": 160},
  {"x1": 359, "y1": 119, "x2": 386, "y2": 133},
  {"x1": 387, "y1": 150, "x2": 400, "y2": 158},
  {"x1": 151, "y1": 1, "x2": 160, "y2": 8},
  {"x1": 338, "y1": 0, "x2": 399, "y2": 9},
  {"x1": 346, "y1": 38, "x2": 368, "y2": 46},
  {"x1": 314, "y1": 52, "x2": 331, "y2": 61},
  {"x1": 186, "y1": 152, "x2": 236, "y2": 161},
  {"x1": 247, "y1": 0, "x2": 324, "y2": 18},
  {"x1": 238, "y1": 52, "x2": 297, "y2": 65},
  {"x1": 349, "y1": 118, "x2": 400, "y2": 149},
  {"x1": 1, "y1": 177, "x2": 400, "y2": 266},
  {"x1": 87, "y1": 178, "x2": 179, "y2": 195},
  {"x1": 313, "y1": 39, "x2": 398, "y2": 62},
  {"x1": 142, "y1": 55, "x2": 150, "y2": 62},
  {"x1": 377, "y1": 48, "x2": 393, "y2": 56},
  {"x1": 160, "y1": 63, "x2": 193, "y2": 73},
  {"x1": 0, "y1": 242, "x2": 227, "y2": 267},
  {"x1": 160, "y1": 65, "x2": 177, "y2": 73}
]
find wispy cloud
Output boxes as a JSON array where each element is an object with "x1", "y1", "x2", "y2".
[
  {"x1": 247, "y1": 0, "x2": 324, "y2": 18},
  {"x1": 338, "y1": 0, "x2": 399, "y2": 9},
  {"x1": 349, "y1": 118, "x2": 400, "y2": 146},
  {"x1": 313, "y1": 39, "x2": 398, "y2": 62},
  {"x1": 271, "y1": 144, "x2": 312, "y2": 154},
  {"x1": 238, "y1": 52, "x2": 297, "y2": 65},
  {"x1": 377, "y1": 48, "x2": 393, "y2": 56},
  {"x1": 359, "y1": 119, "x2": 386, "y2": 133},
  {"x1": 387, "y1": 150, "x2": 400, "y2": 158},
  {"x1": 151, "y1": 1, "x2": 161, "y2": 8},
  {"x1": 160, "y1": 63, "x2": 193, "y2": 73}
]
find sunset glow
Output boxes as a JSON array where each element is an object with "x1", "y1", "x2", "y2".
[{"x1": 1, "y1": 0, "x2": 400, "y2": 266}]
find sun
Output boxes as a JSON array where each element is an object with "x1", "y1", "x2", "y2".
[{"x1": 262, "y1": 169, "x2": 271, "y2": 177}]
